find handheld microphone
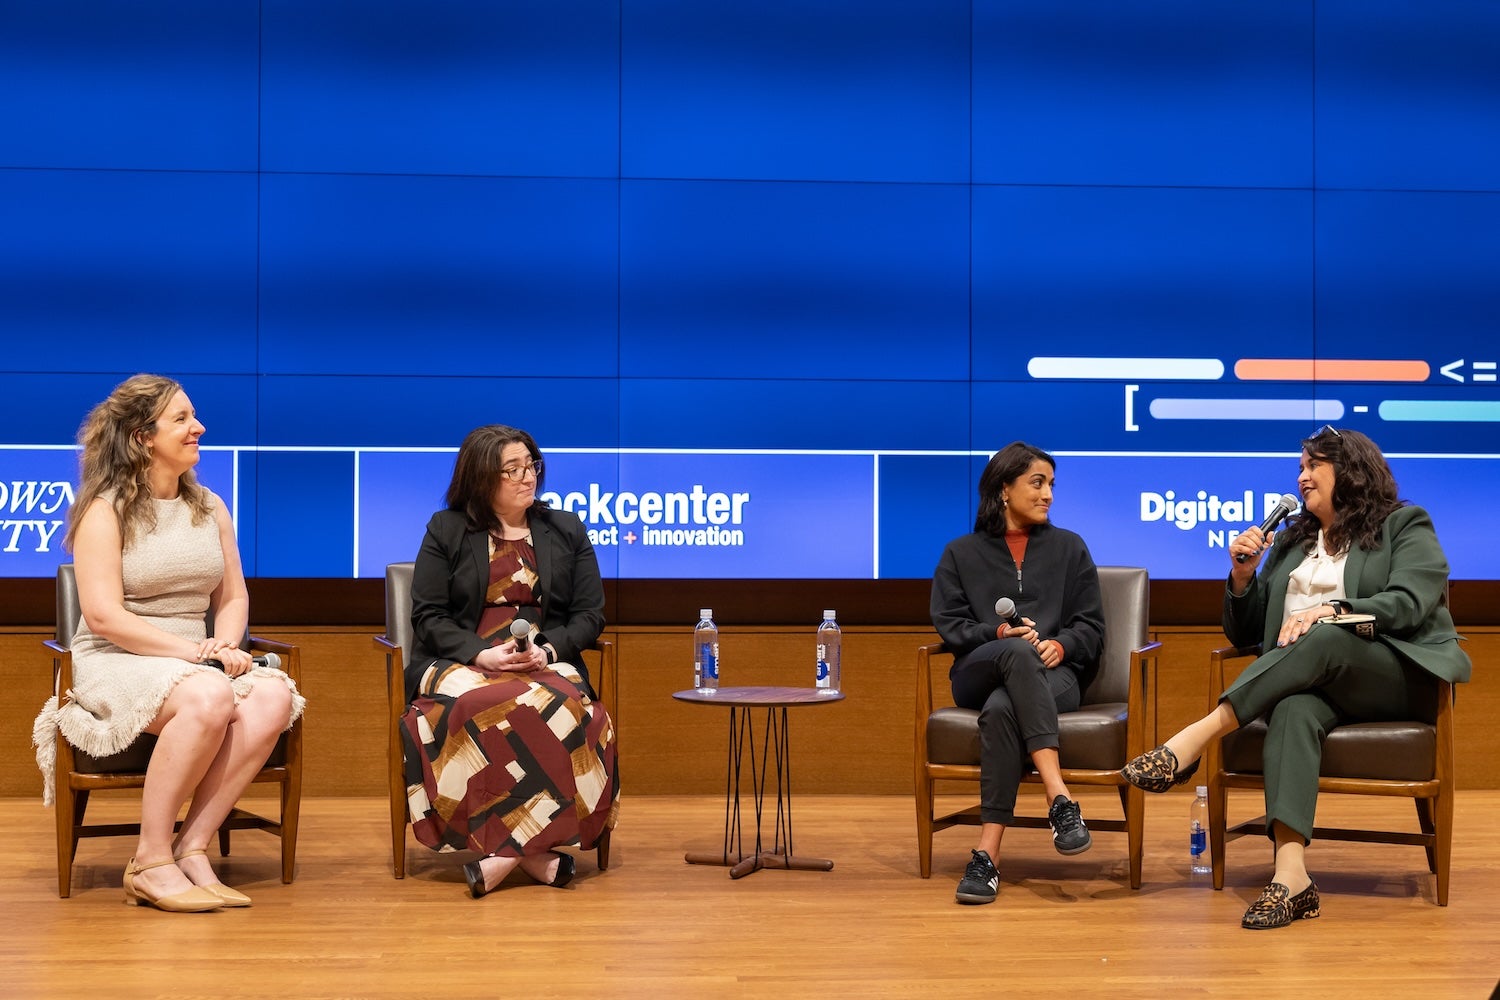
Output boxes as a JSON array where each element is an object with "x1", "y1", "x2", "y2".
[
  {"x1": 994, "y1": 597, "x2": 1025, "y2": 629},
  {"x1": 1236, "y1": 493, "x2": 1301, "y2": 563},
  {"x1": 510, "y1": 619, "x2": 532, "y2": 653},
  {"x1": 205, "y1": 651, "x2": 281, "y2": 670}
]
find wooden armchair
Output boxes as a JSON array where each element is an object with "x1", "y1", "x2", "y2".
[
  {"x1": 373, "y1": 561, "x2": 617, "y2": 878},
  {"x1": 1205, "y1": 643, "x2": 1455, "y2": 904},
  {"x1": 915, "y1": 566, "x2": 1158, "y2": 887},
  {"x1": 45, "y1": 564, "x2": 303, "y2": 897}
]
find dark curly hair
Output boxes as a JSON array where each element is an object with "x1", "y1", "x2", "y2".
[
  {"x1": 445, "y1": 424, "x2": 550, "y2": 533},
  {"x1": 974, "y1": 442, "x2": 1055, "y2": 536},
  {"x1": 1279, "y1": 426, "x2": 1405, "y2": 556}
]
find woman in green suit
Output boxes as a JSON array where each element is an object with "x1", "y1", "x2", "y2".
[{"x1": 1122, "y1": 426, "x2": 1470, "y2": 929}]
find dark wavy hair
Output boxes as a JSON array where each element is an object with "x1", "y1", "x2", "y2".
[
  {"x1": 445, "y1": 425, "x2": 549, "y2": 533},
  {"x1": 974, "y1": 441, "x2": 1055, "y2": 536},
  {"x1": 1279, "y1": 426, "x2": 1405, "y2": 556}
]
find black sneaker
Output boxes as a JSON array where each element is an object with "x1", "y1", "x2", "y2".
[
  {"x1": 1048, "y1": 795, "x2": 1092, "y2": 855},
  {"x1": 955, "y1": 849, "x2": 999, "y2": 905}
]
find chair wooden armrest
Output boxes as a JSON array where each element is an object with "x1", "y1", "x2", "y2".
[
  {"x1": 1208, "y1": 643, "x2": 1262, "y2": 694},
  {"x1": 914, "y1": 642, "x2": 949, "y2": 781},
  {"x1": 915, "y1": 642, "x2": 946, "y2": 717},
  {"x1": 1126, "y1": 640, "x2": 1163, "y2": 758},
  {"x1": 44, "y1": 638, "x2": 73, "y2": 694},
  {"x1": 589, "y1": 637, "x2": 617, "y2": 739},
  {"x1": 249, "y1": 635, "x2": 301, "y2": 683}
]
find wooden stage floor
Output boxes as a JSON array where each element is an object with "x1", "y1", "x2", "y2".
[{"x1": 2, "y1": 790, "x2": 1498, "y2": 999}]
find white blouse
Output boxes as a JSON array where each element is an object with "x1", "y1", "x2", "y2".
[{"x1": 1284, "y1": 530, "x2": 1349, "y2": 618}]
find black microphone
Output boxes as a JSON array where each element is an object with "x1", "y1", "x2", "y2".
[
  {"x1": 510, "y1": 619, "x2": 531, "y2": 653},
  {"x1": 994, "y1": 597, "x2": 1025, "y2": 629},
  {"x1": 204, "y1": 651, "x2": 281, "y2": 670},
  {"x1": 1236, "y1": 493, "x2": 1301, "y2": 563}
]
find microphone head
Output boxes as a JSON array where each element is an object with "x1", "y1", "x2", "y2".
[
  {"x1": 510, "y1": 619, "x2": 531, "y2": 650},
  {"x1": 1279, "y1": 492, "x2": 1301, "y2": 513},
  {"x1": 994, "y1": 597, "x2": 1023, "y2": 626},
  {"x1": 259, "y1": 651, "x2": 281, "y2": 671}
]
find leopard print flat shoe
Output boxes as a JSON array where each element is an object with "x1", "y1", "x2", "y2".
[
  {"x1": 1120, "y1": 744, "x2": 1200, "y2": 793},
  {"x1": 1241, "y1": 880, "x2": 1321, "y2": 929}
]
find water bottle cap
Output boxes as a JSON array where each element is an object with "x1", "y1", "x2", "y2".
[
  {"x1": 823, "y1": 610, "x2": 837, "y2": 619},
  {"x1": 699, "y1": 609, "x2": 713, "y2": 618},
  {"x1": 1196, "y1": 785, "x2": 1208, "y2": 796}
]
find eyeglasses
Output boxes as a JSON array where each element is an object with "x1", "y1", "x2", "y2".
[
  {"x1": 1312, "y1": 424, "x2": 1341, "y2": 439},
  {"x1": 500, "y1": 461, "x2": 542, "y2": 483}
]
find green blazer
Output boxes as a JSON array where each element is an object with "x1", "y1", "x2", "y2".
[{"x1": 1224, "y1": 505, "x2": 1471, "y2": 685}]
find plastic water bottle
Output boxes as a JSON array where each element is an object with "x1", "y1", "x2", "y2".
[
  {"x1": 694, "y1": 609, "x2": 719, "y2": 694},
  {"x1": 815, "y1": 610, "x2": 841, "y2": 694},
  {"x1": 1190, "y1": 785, "x2": 1210, "y2": 875}
]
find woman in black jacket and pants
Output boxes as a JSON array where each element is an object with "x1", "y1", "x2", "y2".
[{"x1": 931, "y1": 442, "x2": 1105, "y2": 905}]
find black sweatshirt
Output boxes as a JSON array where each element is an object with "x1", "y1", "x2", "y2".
[{"x1": 930, "y1": 521, "x2": 1106, "y2": 687}]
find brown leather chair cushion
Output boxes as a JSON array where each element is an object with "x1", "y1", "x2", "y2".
[
  {"x1": 927, "y1": 708, "x2": 980, "y2": 765},
  {"x1": 1222, "y1": 719, "x2": 1436, "y2": 782},
  {"x1": 75, "y1": 732, "x2": 289, "y2": 774},
  {"x1": 75, "y1": 738, "x2": 157, "y2": 774},
  {"x1": 926, "y1": 702, "x2": 1127, "y2": 771}
]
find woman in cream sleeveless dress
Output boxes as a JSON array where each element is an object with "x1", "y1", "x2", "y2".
[{"x1": 33, "y1": 375, "x2": 304, "y2": 912}]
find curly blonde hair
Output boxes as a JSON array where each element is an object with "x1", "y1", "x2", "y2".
[{"x1": 64, "y1": 374, "x2": 212, "y2": 551}]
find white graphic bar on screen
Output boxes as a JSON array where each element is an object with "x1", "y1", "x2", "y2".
[{"x1": 1027, "y1": 358, "x2": 1225, "y2": 380}]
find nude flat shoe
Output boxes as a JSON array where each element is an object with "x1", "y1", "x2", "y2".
[
  {"x1": 174, "y1": 848, "x2": 252, "y2": 907},
  {"x1": 122, "y1": 858, "x2": 223, "y2": 912}
]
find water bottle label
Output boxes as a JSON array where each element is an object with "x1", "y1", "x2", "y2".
[
  {"x1": 699, "y1": 641, "x2": 719, "y2": 684},
  {"x1": 816, "y1": 643, "x2": 829, "y2": 685},
  {"x1": 1190, "y1": 827, "x2": 1207, "y2": 856}
]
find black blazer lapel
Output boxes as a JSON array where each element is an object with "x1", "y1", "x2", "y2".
[
  {"x1": 531, "y1": 510, "x2": 554, "y2": 624},
  {"x1": 463, "y1": 529, "x2": 489, "y2": 627}
]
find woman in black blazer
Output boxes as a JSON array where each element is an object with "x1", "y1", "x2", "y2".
[{"x1": 402, "y1": 425, "x2": 618, "y2": 898}]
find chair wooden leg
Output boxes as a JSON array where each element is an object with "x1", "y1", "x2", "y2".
[
  {"x1": 1415, "y1": 796, "x2": 1438, "y2": 874},
  {"x1": 596, "y1": 828, "x2": 611, "y2": 871},
  {"x1": 281, "y1": 773, "x2": 302, "y2": 885},
  {"x1": 1433, "y1": 787, "x2": 1452, "y2": 906},
  {"x1": 56, "y1": 785, "x2": 78, "y2": 898},
  {"x1": 389, "y1": 711, "x2": 409, "y2": 879},
  {"x1": 389, "y1": 775, "x2": 407, "y2": 880},
  {"x1": 1208, "y1": 778, "x2": 1227, "y2": 891},
  {"x1": 1124, "y1": 784, "x2": 1144, "y2": 890},
  {"x1": 915, "y1": 768, "x2": 935, "y2": 879}
]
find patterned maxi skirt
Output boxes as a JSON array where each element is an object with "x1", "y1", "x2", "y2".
[{"x1": 401, "y1": 661, "x2": 618, "y2": 857}]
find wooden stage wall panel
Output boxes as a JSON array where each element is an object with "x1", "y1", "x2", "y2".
[{"x1": 4, "y1": 626, "x2": 1497, "y2": 798}]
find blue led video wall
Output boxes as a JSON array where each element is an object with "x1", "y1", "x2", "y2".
[{"x1": 2, "y1": 1, "x2": 1498, "y2": 581}]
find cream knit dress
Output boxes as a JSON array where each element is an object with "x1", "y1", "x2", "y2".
[{"x1": 32, "y1": 492, "x2": 305, "y2": 805}]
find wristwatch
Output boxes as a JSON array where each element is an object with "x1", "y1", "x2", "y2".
[{"x1": 1328, "y1": 599, "x2": 1352, "y2": 616}]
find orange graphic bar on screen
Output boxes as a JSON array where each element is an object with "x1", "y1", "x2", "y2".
[{"x1": 1234, "y1": 359, "x2": 1430, "y2": 381}]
